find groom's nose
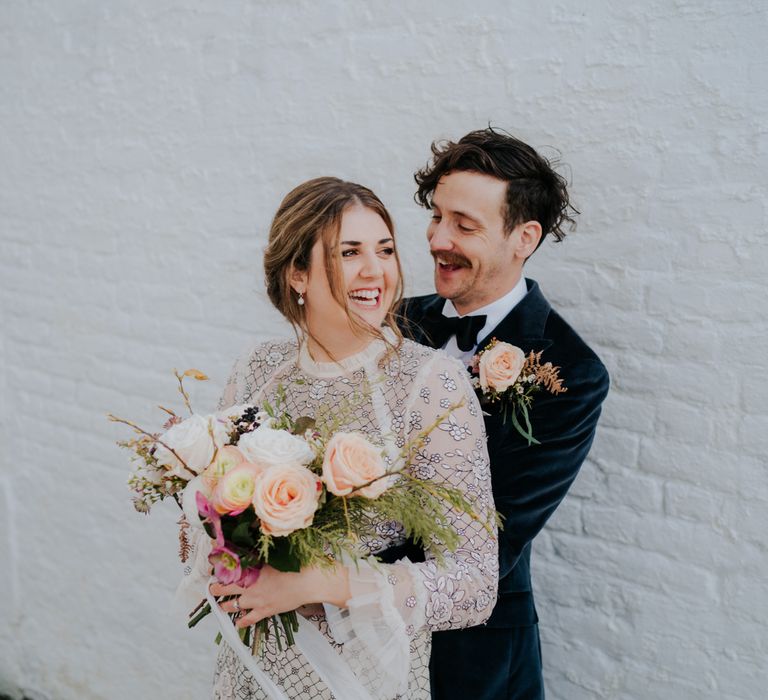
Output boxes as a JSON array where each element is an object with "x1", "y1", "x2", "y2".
[{"x1": 428, "y1": 221, "x2": 453, "y2": 252}]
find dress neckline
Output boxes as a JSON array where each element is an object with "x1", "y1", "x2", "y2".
[{"x1": 296, "y1": 328, "x2": 396, "y2": 378}]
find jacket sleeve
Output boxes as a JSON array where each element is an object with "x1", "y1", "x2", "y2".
[{"x1": 492, "y1": 357, "x2": 609, "y2": 579}]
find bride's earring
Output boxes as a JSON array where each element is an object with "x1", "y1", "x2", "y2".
[{"x1": 298, "y1": 291, "x2": 305, "y2": 306}]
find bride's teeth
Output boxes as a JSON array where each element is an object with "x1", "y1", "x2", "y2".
[{"x1": 349, "y1": 289, "x2": 380, "y2": 306}]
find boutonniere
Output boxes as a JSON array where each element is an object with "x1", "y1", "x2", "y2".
[{"x1": 469, "y1": 338, "x2": 567, "y2": 445}]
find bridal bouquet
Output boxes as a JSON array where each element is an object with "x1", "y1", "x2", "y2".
[
  {"x1": 470, "y1": 339, "x2": 567, "y2": 445},
  {"x1": 110, "y1": 369, "x2": 479, "y2": 654}
]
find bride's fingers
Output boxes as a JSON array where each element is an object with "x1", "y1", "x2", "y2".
[
  {"x1": 236, "y1": 608, "x2": 266, "y2": 628},
  {"x1": 218, "y1": 596, "x2": 243, "y2": 613},
  {"x1": 209, "y1": 582, "x2": 244, "y2": 597}
]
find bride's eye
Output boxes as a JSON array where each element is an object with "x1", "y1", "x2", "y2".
[{"x1": 341, "y1": 248, "x2": 358, "y2": 258}]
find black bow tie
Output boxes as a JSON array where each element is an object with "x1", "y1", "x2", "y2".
[{"x1": 421, "y1": 308, "x2": 487, "y2": 352}]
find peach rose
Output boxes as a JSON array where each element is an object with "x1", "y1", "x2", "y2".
[
  {"x1": 479, "y1": 342, "x2": 526, "y2": 392},
  {"x1": 211, "y1": 463, "x2": 264, "y2": 515},
  {"x1": 322, "y1": 432, "x2": 390, "y2": 499},
  {"x1": 252, "y1": 464, "x2": 322, "y2": 537}
]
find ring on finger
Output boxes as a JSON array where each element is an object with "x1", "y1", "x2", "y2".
[{"x1": 233, "y1": 597, "x2": 241, "y2": 613}]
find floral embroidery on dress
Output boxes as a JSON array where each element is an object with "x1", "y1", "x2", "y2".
[
  {"x1": 408, "y1": 410, "x2": 423, "y2": 431},
  {"x1": 439, "y1": 414, "x2": 472, "y2": 441},
  {"x1": 439, "y1": 371, "x2": 458, "y2": 392}
]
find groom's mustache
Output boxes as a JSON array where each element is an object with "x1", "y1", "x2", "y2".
[{"x1": 431, "y1": 252, "x2": 471, "y2": 268}]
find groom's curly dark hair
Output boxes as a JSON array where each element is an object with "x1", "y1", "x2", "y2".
[{"x1": 414, "y1": 126, "x2": 578, "y2": 248}]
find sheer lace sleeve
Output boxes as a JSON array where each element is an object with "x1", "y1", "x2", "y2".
[
  {"x1": 218, "y1": 357, "x2": 242, "y2": 411},
  {"x1": 391, "y1": 353, "x2": 498, "y2": 631},
  {"x1": 325, "y1": 353, "x2": 498, "y2": 696},
  {"x1": 219, "y1": 340, "x2": 298, "y2": 410}
]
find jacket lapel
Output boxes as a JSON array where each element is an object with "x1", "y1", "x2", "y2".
[
  {"x1": 475, "y1": 279, "x2": 553, "y2": 354},
  {"x1": 400, "y1": 295, "x2": 446, "y2": 348}
]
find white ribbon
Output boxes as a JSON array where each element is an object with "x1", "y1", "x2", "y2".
[
  {"x1": 206, "y1": 586, "x2": 288, "y2": 700},
  {"x1": 206, "y1": 583, "x2": 374, "y2": 700}
]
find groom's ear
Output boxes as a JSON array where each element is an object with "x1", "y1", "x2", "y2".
[
  {"x1": 288, "y1": 265, "x2": 308, "y2": 294},
  {"x1": 515, "y1": 220, "x2": 543, "y2": 260}
]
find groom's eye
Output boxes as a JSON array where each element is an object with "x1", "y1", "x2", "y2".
[{"x1": 431, "y1": 214, "x2": 442, "y2": 222}]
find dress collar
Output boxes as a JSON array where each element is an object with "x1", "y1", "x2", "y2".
[{"x1": 297, "y1": 327, "x2": 396, "y2": 378}]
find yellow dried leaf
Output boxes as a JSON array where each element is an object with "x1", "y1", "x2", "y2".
[{"x1": 183, "y1": 369, "x2": 209, "y2": 381}]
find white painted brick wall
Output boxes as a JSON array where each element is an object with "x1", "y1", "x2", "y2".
[{"x1": 1, "y1": 1, "x2": 766, "y2": 698}]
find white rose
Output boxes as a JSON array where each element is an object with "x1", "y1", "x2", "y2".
[
  {"x1": 237, "y1": 426, "x2": 314, "y2": 468},
  {"x1": 154, "y1": 414, "x2": 229, "y2": 479}
]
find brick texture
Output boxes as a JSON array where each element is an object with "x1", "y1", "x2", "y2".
[{"x1": 1, "y1": 1, "x2": 766, "y2": 698}]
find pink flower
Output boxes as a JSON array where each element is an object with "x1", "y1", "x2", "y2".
[
  {"x1": 322, "y1": 432, "x2": 390, "y2": 499},
  {"x1": 209, "y1": 546, "x2": 242, "y2": 585},
  {"x1": 478, "y1": 341, "x2": 526, "y2": 392},
  {"x1": 196, "y1": 491, "x2": 224, "y2": 546}
]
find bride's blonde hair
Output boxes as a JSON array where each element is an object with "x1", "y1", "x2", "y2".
[{"x1": 264, "y1": 177, "x2": 404, "y2": 357}]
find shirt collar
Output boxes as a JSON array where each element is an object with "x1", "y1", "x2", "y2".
[{"x1": 442, "y1": 275, "x2": 528, "y2": 331}]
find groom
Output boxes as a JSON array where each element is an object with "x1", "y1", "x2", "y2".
[{"x1": 402, "y1": 128, "x2": 609, "y2": 699}]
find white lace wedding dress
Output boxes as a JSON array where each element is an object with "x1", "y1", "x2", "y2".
[{"x1": 206, "y1": 333, "x2": 498, "y2": 699}]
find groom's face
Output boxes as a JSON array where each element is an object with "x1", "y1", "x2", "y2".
[{"x1": 427, "y1": 170, "x2": 519, "y2": 315}]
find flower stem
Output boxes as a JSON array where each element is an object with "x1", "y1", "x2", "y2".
[{"x1": 188, "y1": 602, "x2": 212, "y2": 628}]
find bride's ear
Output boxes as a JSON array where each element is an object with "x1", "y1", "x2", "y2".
[{"x1": 288, "y1": 265, "x2": 307, "y2": 295}]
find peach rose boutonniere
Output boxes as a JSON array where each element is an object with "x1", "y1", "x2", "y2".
[{"x1": 470, "y1": 339, "x2": 567, "y2": 445}]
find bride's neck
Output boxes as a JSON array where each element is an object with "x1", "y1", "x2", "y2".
[{"x1": 304, "y1": 329, "x2": 373, "y2": 363}]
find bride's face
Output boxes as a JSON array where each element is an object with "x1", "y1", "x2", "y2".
[{"x1": 299, "y1": 205, "x2": 399, "y2": 340}]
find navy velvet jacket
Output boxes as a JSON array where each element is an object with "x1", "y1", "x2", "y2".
[{"x1": 398, "y1": 279, "x2": 609, "y2": 628}]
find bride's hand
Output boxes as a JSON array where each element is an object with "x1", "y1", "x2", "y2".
[{"x1": 210, "y1": 564, "x2": 351, "y2": 628}]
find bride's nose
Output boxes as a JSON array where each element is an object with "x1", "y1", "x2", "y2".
[{"x1": 359, "y1": 251, "x2": 383, "y2": 278}]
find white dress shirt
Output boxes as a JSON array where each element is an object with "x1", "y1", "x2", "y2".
[{"x1": 441, "y1": 276, "x2": 528, "y2": 365}]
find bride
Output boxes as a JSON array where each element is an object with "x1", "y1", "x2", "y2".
[{"x1": 202, "y1": 177, "x2": 498, "y2": 699}]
